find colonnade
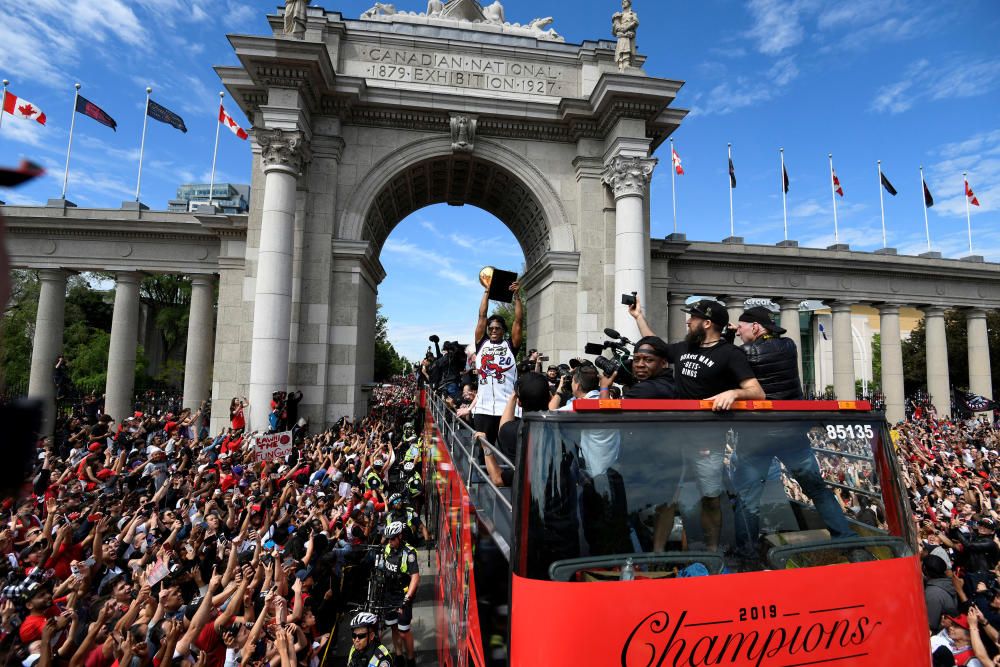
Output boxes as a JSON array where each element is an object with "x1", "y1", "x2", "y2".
[
  {"x1": 666, "y1": 293, "x2": 993, "y2": 423},
  {"x1": 26, "y1": 270, "x2": 217, "y2": 436}
]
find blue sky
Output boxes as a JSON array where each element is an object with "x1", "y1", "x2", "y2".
[{"x1": 2, "y1": 0, "x2": 999, "y2": 362}]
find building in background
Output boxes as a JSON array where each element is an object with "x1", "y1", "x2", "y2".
[{"x1": 167, "y1": 183, "x2": 250, "y2": 214}]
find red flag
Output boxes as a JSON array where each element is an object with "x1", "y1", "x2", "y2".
[
  {"x1": 832, "y1": 169, "x2": 844, "y2": 197},
  {"x1": 219, "y1": 104, "x2": 248, "y2": 140},
  {"x1": 965, "y1": 178, "x2": 980, "y2": 207},
  {"x1": 2, "y1": 91, "x2": 46, "y2": 125},
  {"x1": 671, "y1": 147, "x2": 684, "y2": 175}
]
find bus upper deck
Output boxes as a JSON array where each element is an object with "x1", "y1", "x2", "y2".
[{"x1": 422, "y1": 391, "x2": 930, "y2": 666}]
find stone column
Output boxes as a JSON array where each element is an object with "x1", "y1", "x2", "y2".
[
  {"x1": 829, "y1": 301, "x2": 856, "y2": 400},
  {"x1": 182, "y1": 275, "x2": 216, "y2": 413},
  {"x1": 27, "y1": 269, "x2": 68, "y2": 438},
  {"x1": 778, "y1": 298, "x2": 803, "y2": 383},
  {"x1": 668, "y1": 293, "x2": 687, "y2": 343},
  {"x1": 723, "y1": 296, "x2": 746, "y2": 345},
  {"x1": 878, "y1": 304, "x2": 905, "y2": 423},
  {"x1": 603, "y1": 156, "x2": 656, "y2": 341},
  {"x1": 105, "y1": 272, "x2": 142, "y2": 423},
  {"x1": 923, "y1": 306, "x2": 951, "y2": 418},
  {"x1": 248, "y1": 129, "x2": 309, "y2": 432},
  {"x1": 966, "y1": 308, "x2": 993, "y2": 404}
]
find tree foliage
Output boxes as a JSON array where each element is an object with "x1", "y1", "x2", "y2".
[
  {"x1": 901, "y1": 310, "x2": 1000, "y2": 396},
  {"x1": 373, "y1": 303, "x2": 408, "y2": 381}
]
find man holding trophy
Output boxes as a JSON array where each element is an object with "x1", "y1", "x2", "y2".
[{"x1": 472, "y1": 267, "x2": 523, "y2": 445}]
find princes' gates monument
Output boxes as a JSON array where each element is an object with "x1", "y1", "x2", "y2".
[{"x1": 6, "y1": 1, "x2": 1000, "y2": 434}]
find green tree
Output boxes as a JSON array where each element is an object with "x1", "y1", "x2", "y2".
[
  {"x1": 871, "y1": 333, "x2": 881, "y2": 390},
  {"x1": 373, "y1": 304, "x2": 408, "y2": 381},
  {"x1": 0, "y1": 270, "x2": 40, "y2": 388},
  {"x1": 900, "y1": 310, "x2": 1000, "y2": 396}
]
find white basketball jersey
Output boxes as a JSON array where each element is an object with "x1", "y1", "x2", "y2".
[{"x1": 473, "y1": 336, "x2": 518, "y2": 416}]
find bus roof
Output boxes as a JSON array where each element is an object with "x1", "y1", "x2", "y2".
[{"x1": 571, "y1": 399, "x2": 873, "y2": 412}]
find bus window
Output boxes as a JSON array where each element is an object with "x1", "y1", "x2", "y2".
[{"x1": 513, "y1": 413, "x2": 915, "y2": 582}]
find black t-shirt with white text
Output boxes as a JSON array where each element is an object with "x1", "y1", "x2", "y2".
[{"x1": 666, "y1": 340, "x2": 755, "y2": 399}]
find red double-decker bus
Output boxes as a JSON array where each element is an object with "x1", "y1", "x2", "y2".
[{"x1": 421, "y1": 392, "x2": 929, "y2": 666}]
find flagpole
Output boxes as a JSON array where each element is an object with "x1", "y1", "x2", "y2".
[
  {"x1": 828, "y1": 153, "x2": 839, "y2": 244},
  {"x1": 0, "y1": 79, "x2": 8, "y2": 130},
  {"x1": 780, "y1": 147, "x2": 788, "y2": 241},
  {"x1": 135, "y1": 87, "x2": 151, "y2": 203},
  {"x1": 209, "y1": 91, "x2": 224, "y2": 209},
  {"x1": 877, "y1": 160, "x2": 886, "y2": 249},
  {"x1": 669, "y1": 138, "x2": 677, "y2": 233},
  {"x1": 919, "y1": 165, "x2": 931, "y2": 251},
  {"x1": 964, "y1": 171, "x2": 973, "y2": 255},
  {"x1": 61, "y1": 83, "x2": 81, "y2": 200},
  {"x1": 728, "y1": 143, "x2": 734, "y2": 237}
]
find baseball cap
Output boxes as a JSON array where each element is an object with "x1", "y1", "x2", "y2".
[
  {"x1": 683, "y1": 299, "x2": 729, "y2": 327},
  {"x1": 949, "y1": 614, "x2": 970, "y2": 630},
  {"x1": 738, "y1": 306, "x2": 786, "y2": 335}
]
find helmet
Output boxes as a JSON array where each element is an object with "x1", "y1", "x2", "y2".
[
  {"x1": 373, "y1": 458, "x2": 385, "y2": 468},
  {"x1": 384, "y1": 521, "x2": 404, "y2": 538},
  {"x1": 403, "y1": 462, "x2": 415, "y2": 473},
  {"x1": 350, "y1": 611, "x2": 378, "y2": 629},
  {"x1": 387, "y1": 493, "x2": 403, "y2": 506}
]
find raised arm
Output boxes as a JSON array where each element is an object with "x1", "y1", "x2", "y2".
[
  {"x1": 474, "y1": 288, "x2": 490, "y2": 343},
  {"x1": 627, "y1": 294, "x2": 656, "y2": 338},
  {"x1": 511, "y1": 281, "x2": 524, "y2": 351}
]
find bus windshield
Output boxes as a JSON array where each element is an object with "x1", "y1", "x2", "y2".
[{"x1": 514, "y1": 411, "x2": 915, "y2": 581}]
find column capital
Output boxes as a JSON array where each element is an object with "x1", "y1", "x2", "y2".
[
  {"x1": 921, "y1": 305, "x2": 947, "y2": 317},
  {"x1": 964, "y1": 307, "x2": 989, "y2": 320},
  {"x1": 115, "y1": 271, "x2": 143, "y2": 284},
  {"x1": 668, "y1": 293, "x2": 688, "y2": 307},
  {"x1": 776, "y1": 298, "x2": 803, "y2": 310},
  {"x1": 602, "y1": 156, "x2": 657, "y2": 200},
  {"x1": 875, "y1": 303, "x2": 901, "y2": 316},
  {"x1": 826, "y1": 300, "x2": 853, "y2": 314},
  {"x1": 36, "y1": 268, "x2": 69, "y2": 282},
  {"x1": 256, "y1": 128, "x2": 311, "y2": 175},
  {"x1": 189, "y1": 274, "x2": 216, "y2": 287}
]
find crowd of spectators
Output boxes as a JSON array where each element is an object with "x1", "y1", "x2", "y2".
[{"x1": 0, "y1": 374, "x2": 427, "y2": 667}]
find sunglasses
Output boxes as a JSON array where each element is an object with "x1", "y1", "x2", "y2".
[{"x1": 351, "y1": 633, "x2": 368, "y2": 640}]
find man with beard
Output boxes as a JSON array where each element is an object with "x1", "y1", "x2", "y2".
[{"x1": 626, "y1": 297, "x2": 763, "y2": 551}]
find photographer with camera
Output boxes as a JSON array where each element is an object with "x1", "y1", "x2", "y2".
[{"x1": 472, "y1": 281, "x2": 523, "y2": 445}]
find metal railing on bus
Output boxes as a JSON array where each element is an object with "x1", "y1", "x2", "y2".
[{"x1": 427, "y1": 391, "x2": 515, "y2": 560}]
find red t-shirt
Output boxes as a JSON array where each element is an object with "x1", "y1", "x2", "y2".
[
  {"x1": 84, "y1": 644, "x2": 114, "y2": 667},
  {"x1": 230, "y1": 408, "x2": 245, "y2": 431},
  {"x1": 195, "y1": 620, "x2": 226, "y2": 667},
  {"x1": 19, "y1": 607, "x2": 58, "y2": 643}
]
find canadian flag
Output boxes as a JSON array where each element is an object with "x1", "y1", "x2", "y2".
[
  {"x1": 965, "y1": 178, "x2": 980, "y2": 207},
  {"x1": 219, "y1": 104, "x2": 248, "y2": 140},
  {"x1": 671, "y1": 147, "x2": 684, "y2": 175},
  {"x1": 832, "y1": 169, "x2": 844, "y2": 197},
  {"x1": 2, "y1": 91, "x2": 47, "y2": 125}
]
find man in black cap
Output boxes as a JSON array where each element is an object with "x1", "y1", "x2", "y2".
[
  {"x1": 627, "y1": 296, "x2": 763, "y2": 551},
  {"x1": 733, "y1": 306, "x2": 802, "y2": 399},
  {"x1": 729, "y1": 305, "x2": 853, "y2": 557}
]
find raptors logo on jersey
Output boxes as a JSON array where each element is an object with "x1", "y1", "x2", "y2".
[
  {"x1": 479, "y1": 353, "x2": 513, "y2": 382},
  {"x1": 473, "y1": 338, "x2": 518, "y2": 416}
]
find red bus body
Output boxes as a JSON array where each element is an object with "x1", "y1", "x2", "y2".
[{"x1": 422, "y1": 395, "x2": 931, "y2": 667}]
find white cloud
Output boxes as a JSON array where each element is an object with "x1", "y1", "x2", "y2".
[
  {"x1": 924, "y1": 130, "x2": 1000, "y2": 222},
  {"x1": 688, "y1": 55, "x2": 800, "y2": 116},
  {"x1": 745, "y1": 0, "x2": 813, "y2": 55},
  {"x1": 871, "y1": 57, "x2": 1000, "y2": 114}
]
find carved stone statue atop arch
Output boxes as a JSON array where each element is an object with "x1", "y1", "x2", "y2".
[
  {"x1": 358, "y1": 0, "x2": 566, "y2": 42},
  {"x1": 483, "y1": 0, "x2": 505, "y2": 24},
  {"x1": 612, "y1": 0, "x2": 639, "y2": 71},
  {"x1": 283, "y1": 0, "x2": 310, "y2": 37}
]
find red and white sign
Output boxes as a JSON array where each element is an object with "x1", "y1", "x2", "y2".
[
  {"x1": 253, "y1": 431, "x2": 293, "y2": 462},
  {"x1": 2, "y1": 91, "x2": 47, "y2": 125},
  {"x1": 219, "y1": 104, "x2": 248, "y2": 140}
]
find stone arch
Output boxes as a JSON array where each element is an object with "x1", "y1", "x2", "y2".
[{"x1": 339, "y1": 135, "x2": 575, "y2": 268}]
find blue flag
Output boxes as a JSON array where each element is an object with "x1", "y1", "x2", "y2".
[{"x1": 147, "y1": 99, "x2": 187, "y2": 133}]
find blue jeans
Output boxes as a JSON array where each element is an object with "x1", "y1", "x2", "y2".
[{"x1": 732, "y1": 436, "x2": 853, "y2": 554}]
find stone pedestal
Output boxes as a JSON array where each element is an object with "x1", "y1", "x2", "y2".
[
  {"x1": 603, "y1": 156, "x2": 655, "y2": 342},
  {"x1": 668, "y1": 293, "x2": 688, "y2": 343},
  {"x1": 778, "y1": 298, "x2": 803, "y2": 385},
  {"x1": 182, "y1": 275, "x2": 216, "y2": 413},
  {"x1": 120, "y1": 201, "x2": 149, "y2": 211},
  {"x1": 966, "y1": 308, "x2": 993, "y2": 404},
  {"x1": 722, "y1": 236, "x2": 744, "y2": 244},
  {"x1": 775, "y1": 240, "x2": 798, "y2": 247},
  {"x1": 829, "y1": 301, "x2": 856, "y2": 400},
  {"x1": 922, "y1": 306, "x2": 951, "y2": 417},
  {"x1": 247, "y1": 129, "x2": 309, "y2": 431},
  {"x1": 919, "y1": 251, "x2": 942, "y2": 259},
  {"x1": 105, "y1": 272, "x2": 142, "y2": 422},
  {"x1": 27, "y1": 269, "x2": 68, "y2": 438},
  {"x1": 827, "y1": 243, "x2": 850, "y2": 251},
  {"x1": 878, "y1": 304, "x2": 905, "y2": 423},
  {"x1": 873, "y1": 247, "x2": 897, "y2": 255}
]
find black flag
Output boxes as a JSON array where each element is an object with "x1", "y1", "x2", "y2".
[
  {"x1": 76, "y1": 95, "x2": 117, "y2": 131},
  {"x1": 923, "y1": 179, "x2": 934, "y2": 207},
  {"x1": 729, "y1": 157, "x2": 736, "y2": 188},
  {"x1": 954, "y1": 388, "x2": 998, "y2": 414},
  {"x1": 782, "y1": 164, "x2": 789, "y2": 193},
  {"x1": 880, "y1": 171, "x2": 898, "y2": 196},
  {"x1": 147, "y1": 99, "x2": 187, "y2": 133}
]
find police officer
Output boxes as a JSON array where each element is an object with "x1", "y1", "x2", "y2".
[
  {"x1": 347, "y1": 612, "x2": 393, "y2": 667},
  {"x1": 364, "y1": 458, "x2": 385, "y2": 493},
  {"x1": 385, "y1": 493, "x2": 429, "y2": 546},
  {"x1": 381, "y1": 521, "x2": 420, "y2": 667},
  {"x1": 402, "y1": 462, "x2": 424, "y2": 514}
]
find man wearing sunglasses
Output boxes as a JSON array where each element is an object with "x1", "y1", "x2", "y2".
[{"x1": 347, "y1": 611, "x2": 392, "y2": 667}]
